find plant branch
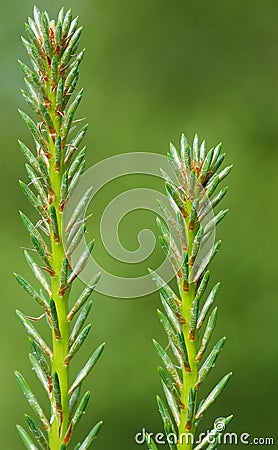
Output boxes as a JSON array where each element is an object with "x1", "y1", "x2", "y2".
[
  {"x1": 15, "y1": 7, "x2": 104, "y2": 449},
  {"x1": 147, "y1": 134, "x2": 233, "y2": 450}
]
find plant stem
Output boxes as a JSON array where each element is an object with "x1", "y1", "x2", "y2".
[
  {"x1": 151, "y1": 134, "x2": 233, "y2": 450},
  {"x1": 47, "y1": 77, "x2": 69, "y2": 448},
  {"x1": 48, "y1": 190, "x2": 70, "y2": 446},
  {"x1": 178, "y1": 226, "x2": 198, "y2": 450},
  {"x1": 16, "y1": 8, "x2": 104, "y2": 448}
]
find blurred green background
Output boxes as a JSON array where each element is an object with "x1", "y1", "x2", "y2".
[{"x1": 1, "y1": 0, "x2": 278, "y2": 448}]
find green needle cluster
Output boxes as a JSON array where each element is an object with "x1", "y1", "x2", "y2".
[
  {"x1": 15, "y1": 7, "x2": 104, "y2": 449},
  {"x1": 147, "y1": 135, "x2": 233, "y2": 450}
]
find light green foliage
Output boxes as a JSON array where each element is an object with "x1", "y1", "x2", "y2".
[
  {"x1": 15, "y1": 7, "x2": 104, "y2": 449},
  {"x1": 148, "y1": 134, "x2": 233, "y2": 449}
]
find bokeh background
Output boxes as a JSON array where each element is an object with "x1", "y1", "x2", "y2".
[{"x1": 1, "y1": 0, "x2": 278, "y2": 448}]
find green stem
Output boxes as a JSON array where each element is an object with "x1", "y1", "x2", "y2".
[
  {"x1": 49, "y1": 244, "x2": 70, "y2": 448},
  {"x1": 48, "y1": 91, "x2": 70, "y2": 448},
  {"x1": 178, "y1": 227, "x2": 198, "y2": 450}
]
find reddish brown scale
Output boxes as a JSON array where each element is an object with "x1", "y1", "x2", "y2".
[
  {"x1": 59, "y1": 201, "x2": 66, "y2": 213},
  {"x1": 189, "y1": 221, "x2": 195, "y2": 231},
  {"x1": 50, "y1": 130, "x2": 56, "y2": 142},
  {"x1": 183, "y1": 210, "x2": 188, "y2": 219},
  {"x1": 205, "y1": 171, "x2": 213, "y2": 182},
  {"x1": 44, "y1": 99, "x2": 51, "y2": 109},
  {"x1": 55, "y1": 110, "x2": 64, "y2": 119},
  {"x1": 179, "y1": 401, "x2": 185, "y2": 410},
  {"x1": 189, "y1": 330, "x2": 195, "y2": 341},
  {"x1": 45, "y1": 216, "x2": 51, "y2": 227},
  {"x1": 58, "y1": 409, "x2": 63, "y2": 437},
  {"x1": 41, "y1": 51, "x2": 47, "y2": 64},
  {"x1": 59, "y1": 285, "x2": 69, "y2": 297},
  {"x1": 178, "y1": 314, "x2": 186, "y2": 325},
  {"x1": 51, "y1": 82, "x2": 58, "y2": 93},
  {"x1": 189, "y1": 256, "x2": 195, "y2": 267},
  {"x1": 42, "y1": 266, "x2": 56, "y2": 277},
  {"x1": 182, "y1": 244, "x2": 188, "y2": 253},
  {"x1": 38, "y1": 121, "x2": 44, "y2": 132},
  {"x1": 40, "y1": 73, "x2": 49, "y2": 85},
  {"x1": 176, "y1": 379, "x2": 183, "y2": 391},
  {"x1": 44, "y1": 151, "x2": 52, "y2": 160},
  {"x1": 54, "y1": 233, "x2": 60, "y2": 245},
  {"x1": 186, "y1": 420, "x2": 192, "y2": 431},
  {"x1": 62, "y1": 138, "x2": 67, "y2": 151},
  {"x1": 49, "y1": 23, "x2": 55, "y2": 45},
  {"x1": 55, "y1": 161, "x2": 61, "y2": 172},
  {"x1": 63, "y1": 422, "x2": 73, "y2": 444},
  {"x1": 192, "y1": 161, "x2": 202, "y2": 176},
  {"x1": 48, "y1": 189, "x2": 55, "y2": 205},
  {"x1": 55, "y1": 45, "x2": 61, "y2": 55},
  {"x1": 48, "y1": 376, "x2": 53, "y2": 393},
  {"x1": 183, "y1": 280, "x2": 189, "y2": 292},
  {"x1": 54, "y1": 329, "x2": 61, "y2": 341},
  {"x1": 173, "y1": 296, "x2": 182, "y2": 307},
  {"x1": 185, "y1": 362, "x2": 191, "y2": 373}
]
